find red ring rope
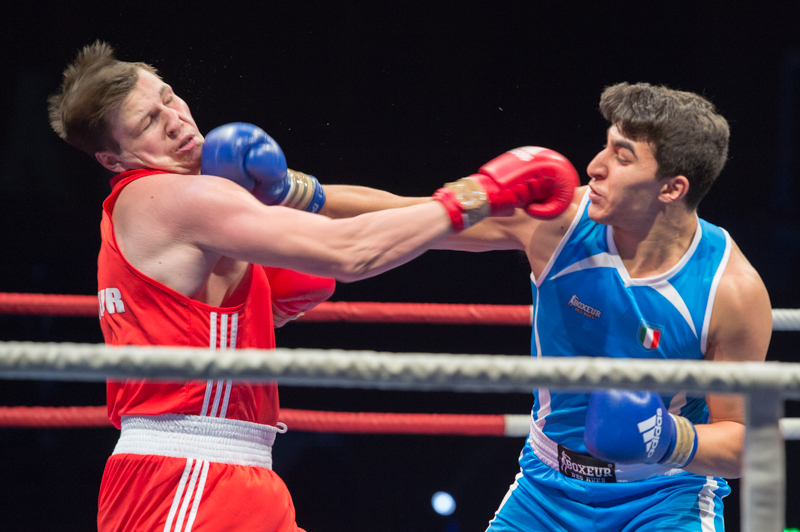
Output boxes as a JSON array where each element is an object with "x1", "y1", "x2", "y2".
[
  {"x1": 0, "y1": 406, "x2": 509, "y2": 436},
  {"x1": 0, "y1": 292, "x2": 532, "y2": 325},
  {"x1": 0, "y1": 293, "x2": 525, "y2": 436}
]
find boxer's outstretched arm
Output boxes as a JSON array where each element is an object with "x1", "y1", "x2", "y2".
[
  {"x1": 184, "y1": 175, "x2": 452, "y2": 283},
  {"x1": 319, "y1": 185, "x2": 427, "y2": 219},
  {"x1": 687, "y1": 239, "x2": 772, "y2": 478},
  {"x1": 179, "y1": 146, "x2": 570, "y2": 282},
  {"x1": 322, "y1": 184, "x2": 585, "y2": 261},
  {"x1": 320, "y1": 185, "x2": 524, "y2": 250}
]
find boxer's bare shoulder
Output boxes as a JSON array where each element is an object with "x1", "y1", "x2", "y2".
[
  {"x1": 522, "y1": 185, "x2": 587, "y2": 277},
  {"x1": 705, "y1": 238, "x2": 772, "y2": 364},
  {"x1": 111, "y1": 172, "x2": 253, "y2": 299}
]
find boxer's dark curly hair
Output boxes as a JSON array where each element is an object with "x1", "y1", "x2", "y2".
[
  {"x1": 48, "y1": 41, "x2": 161, "y2": 156},
  {"x1": 600, "y1": 82, "x2": 730, "y2": 209}
]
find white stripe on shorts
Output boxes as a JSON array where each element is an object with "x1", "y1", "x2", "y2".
[
  {"x1": 698, "y1": 476, "x2": 719, "y2": 532},
  {"x1": 184, "y1": 460, "x2": 210, "y2": 532},
  {"x1": 163, "y1": 458, "x2": 195, "y2": 532}
]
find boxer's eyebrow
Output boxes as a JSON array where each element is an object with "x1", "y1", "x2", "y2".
[
  {"x1": 612, "y1": 140, "x2": 638, "y2": 160},
  {"x1": 132, "y1": 85, "x2": 171, "y2": 133}
]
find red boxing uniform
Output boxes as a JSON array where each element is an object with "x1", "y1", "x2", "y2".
[{"x1": 96, "y1": 169, "x2": 304, "y2": 532}]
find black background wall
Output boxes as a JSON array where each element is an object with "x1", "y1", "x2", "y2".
[{"x1": 1, "y1": 2, "x2": 799, "y2": 530}]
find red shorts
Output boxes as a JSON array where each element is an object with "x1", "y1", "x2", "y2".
[{"x1": 98, "y1": 415, "x2": 305, "y2": 532}]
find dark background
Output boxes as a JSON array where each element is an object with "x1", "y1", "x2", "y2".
[{"x1": 1, "y1": 1, "x2": 799, "y2": 530}]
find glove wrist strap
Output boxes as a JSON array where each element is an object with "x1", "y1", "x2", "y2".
[
  {"x1": 281, "y1": 169, "x2": 326, "y2": 213},
  {"x1": 660, "y1": 414, "x2": 698, "y2": 468},
  {"x1": 433, "y1": 177, "x2": 491, "y2": 232}
]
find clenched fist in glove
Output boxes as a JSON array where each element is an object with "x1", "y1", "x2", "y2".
[
  {"x1": 264, "y1": 266, "x2": 336, "y2": 327},
  {"x1": 433, "y1": 146, "x2": 579, "y2": 232},
  {"x1": 201, "y1": 122, "x2": 326, "y2": 213},
  {"x1": 584, "y1": 389, "x2": 699, "y2": 469}
]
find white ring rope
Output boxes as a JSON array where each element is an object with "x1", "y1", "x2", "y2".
[
  {"x1": 0, "y1": 340, "x2": 797, "y2": 532},
  {"x1": 1, "y1": 341, "x2": 800, "y2": 397},
  {"x1": 780, "y1": 418, "x2": 800, "y2": 440},
  {"x1": 772, "y1": 308, "x2": 800, "y2": 331}
]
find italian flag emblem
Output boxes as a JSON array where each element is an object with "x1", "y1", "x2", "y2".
[{"x1": 638, "y1": 322, "x2": 663, "y2": 349}]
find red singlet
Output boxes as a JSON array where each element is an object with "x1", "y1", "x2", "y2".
[
  {"x1": 96, "y1": 169, "x2": 304, "y2": 532},
  {"x1": 98, "y1": 169, "x2": 279, "y2": 428}
]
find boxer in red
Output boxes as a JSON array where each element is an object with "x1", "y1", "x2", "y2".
[{"x1": 48, "y1": 41, "x2": 579, "y2": 531}]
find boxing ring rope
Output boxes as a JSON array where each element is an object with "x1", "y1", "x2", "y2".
[
  {"x1": 3, "y1": 291, "x2": 800, "y2": 329},
  {"x1": 0, "y1": 292, "x2": 533, "y2": 325},
  {"x1": 2, "y1": 294, "x2": 800, "y2": 531},
  {"x1": 2, "y1": 404, "x2": 798, "y2": 440},
  {"x1": 0, "y1": 405, "x2": 531, "y2": 436},
  {"x1": 0, "y1": 343, "x2": 798, "y2": 531}
]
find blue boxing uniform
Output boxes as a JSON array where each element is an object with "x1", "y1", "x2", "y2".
[{"x1": 488, "y1": 190, "x2": 732, "y2": 532}]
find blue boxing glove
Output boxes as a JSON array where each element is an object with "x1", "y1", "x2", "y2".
[
  {"x1": 584, "y1": 389, "x2": 698, "y2": 468},
  {"x1": 201, "y1": 122, "x2": 326, "y2": 213}
]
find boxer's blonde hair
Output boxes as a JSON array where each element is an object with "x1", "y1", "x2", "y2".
[
  {"x1": 600, "y1": 82, "x2": 730, "y2": 209},
  {"x1": 48, "y1": 41, "x2": 161, "y2": 156}
]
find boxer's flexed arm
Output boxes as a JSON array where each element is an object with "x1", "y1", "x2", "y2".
[
  {"x1": 689, "y1": 239, "x2": 771, "y2": 478},
  {"x1": 583, "y1": 239, "x2": 772, "y2": 479}
]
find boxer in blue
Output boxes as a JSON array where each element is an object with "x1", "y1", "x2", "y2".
[
  {"x1": 243, "y1": 82, "x2": 771, "y2": 531},
  {"x1": 452, "y1": 83, "x2": 771, "y2": 530}
]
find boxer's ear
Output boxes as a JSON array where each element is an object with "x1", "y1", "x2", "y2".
[
  {"x1": 96, "y1": 151, "x2": 128, "y2": 173},
  {"x1": 658, "y1": 175, "x2": 689, "y2": 205}
]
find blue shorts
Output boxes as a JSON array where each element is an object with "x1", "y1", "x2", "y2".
[{"x1": 487, "y1": 447, "x2": 730, "y2": 532}]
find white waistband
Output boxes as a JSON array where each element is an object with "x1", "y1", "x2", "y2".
[
  {"x1": 528, "y1": 417, "x2": 681, "y2": 482},
  {"x1": 113, "y1": 414, "x2": 286, "y2": 469}
]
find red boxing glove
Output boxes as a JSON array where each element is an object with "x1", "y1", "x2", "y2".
[
  {"x1": 264, "y1": 266, "x2": 336, "y2": 328},
  {"x1": 433, "y1": 147, "x2": 580, "y2": 232}
]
